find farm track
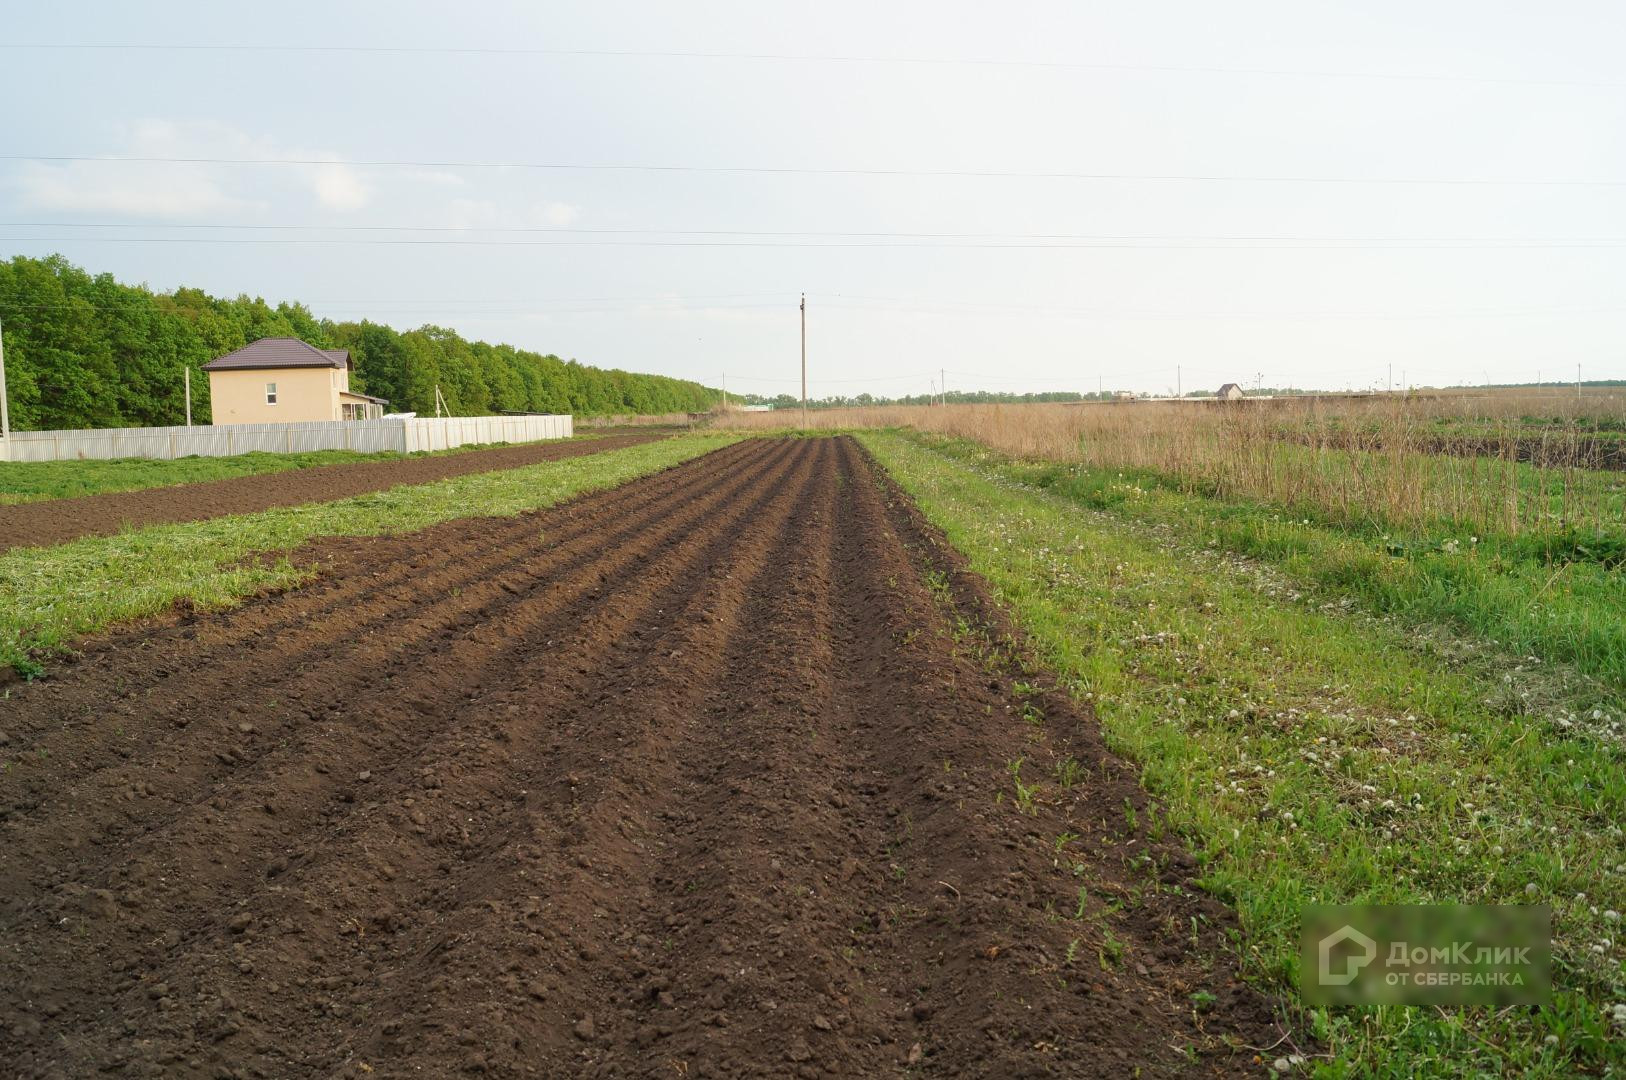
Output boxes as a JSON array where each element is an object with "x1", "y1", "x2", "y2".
[
  {"x1": 0, "y1": 436, "x2": 1281, "y2": 1078},
  {"x1": 0, "y1": 429, "x2": 672, "y2": 553}
]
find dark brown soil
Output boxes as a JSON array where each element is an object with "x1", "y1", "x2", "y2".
[
  {"x1": 0, "y1": 436, "x2": 1291, "y2": 1078},
  {"x1": 1292, "y1": 430, "x2": 1626, "y2": 471},
  {"x1": 0, "y1": 430, "x2": 669, "y2": 553}
]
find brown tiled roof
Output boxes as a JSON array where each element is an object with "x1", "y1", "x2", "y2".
[{"x1": 202, "y1": 338, "x2": 351, "y2": 371}]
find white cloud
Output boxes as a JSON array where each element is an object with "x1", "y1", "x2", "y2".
[
  {"x1": 14, "y1": 159, "x2": 256, "y2": 218},
  {"x1": 445, "y1": 198, "x2": 500, "y2": 229},
  {"x1": 309, "y1": 163, "x2": 370, "y2": 210},
  {"x1": 444, "y1": 197, "x2": 584, "y2": 229},
  {"x1": 532, "y1": 201, "x2": 581, "y2": 227},
  {"x1": 10, "y1": 118, "x2": 373, "y2": 217}
]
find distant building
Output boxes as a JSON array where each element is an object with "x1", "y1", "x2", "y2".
[
  {"x1": 1113, "y1": 390, "x2": 1136, "y2": 401},
  {"x1": 203, "y1": 338, "x2": 388, "y2": 425},
  {"x1": 1217, "y1": 382, "x2": 1246, "y2": 400}
]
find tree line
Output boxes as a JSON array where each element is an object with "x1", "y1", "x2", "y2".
[
  {"x1": 0, "y1": 254, "x2": 719, "y2": 430},
  {"x1": 738, "y1": 389, "x2": 1090, "y2": 410}
]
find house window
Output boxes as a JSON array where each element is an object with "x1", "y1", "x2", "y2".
[{"x1": 266, "y1": 382, "x2": 278, "y2": 405}]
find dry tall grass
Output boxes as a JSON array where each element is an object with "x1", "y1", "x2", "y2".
[{"x1": 715, "y1": 390, "x2": 1626, "y2": 538}]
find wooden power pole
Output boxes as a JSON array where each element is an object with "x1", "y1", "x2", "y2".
[
  {"x1": 184, "y1": 366, "x2": 192, "y2": 427},
  {"x1": 800, "y1": 293, "x2": 807, "y2": 426}
]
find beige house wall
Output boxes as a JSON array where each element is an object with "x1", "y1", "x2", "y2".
[{"x1": 208, "y1": 367, "x2": 347, "y2": 425}]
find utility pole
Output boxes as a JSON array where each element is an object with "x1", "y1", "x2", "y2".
[
  {"x1": 1098, "y1": 374, "x2": 1103, "y2": 399},
  {"x1": 1176, "y1": 365, "x2": 1182, "y2": 398},
  {"x1": 800, "y1": 293, "x2": 807, "y2": 426},
  {"x1": 721, "y1": 371, "x2": 727, "y2": 412},
  {"x1": 1388, "y1": 363, "x2": 1393, "y2": 393},
  {"x1": 1578, "y1": 363, "x2": 1583, "y2": 399},
  {"x1": 184, "y1": 365, "x2": 192, "y2": 426},
  {"x1": 0, "y1": 317, "x2": 10, "y2": 444},
  {"x1": 940, "y1": 367, "x2": 946, "y2": 407}
]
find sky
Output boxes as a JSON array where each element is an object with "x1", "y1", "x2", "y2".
[{"x1": 2, "y1": 0, "x2": 1624, "y2": 398}]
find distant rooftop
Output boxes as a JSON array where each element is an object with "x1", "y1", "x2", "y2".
[{"x1": 202, "y1": 337, "x2": 351, "y2": 371}]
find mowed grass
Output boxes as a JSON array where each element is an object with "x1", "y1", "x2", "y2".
[
  {"x1": 0, "y1": 432, "x2": 742, "y2": 676},
  {"x1": 860, "y1": 429, "x2": 1626, "y2": 1076},
  {"x1": 0, "y1": 436, "x2": 616, "y2": 505}
]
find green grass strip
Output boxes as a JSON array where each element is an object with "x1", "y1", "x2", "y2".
[
  {"x1": 859, "y1": 429, "x2": 1625, "y2": 1077},
  {"x1": 0, "y1": 435, "x2": 619, "y2": 505},
  {"x1": 0, "y1": 433, "x2": 741, "y2": 676},
  {"x1": 923, "y1": 433, "x2": 1626, "y2": 697}
]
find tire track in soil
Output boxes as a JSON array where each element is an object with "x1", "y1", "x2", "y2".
[
  {"x1": 0, "y1": 429, "x2": 672, "y2": 554},
  {"x1": 0, "y1": 436, "x2": 1287, "y2": 1079}
]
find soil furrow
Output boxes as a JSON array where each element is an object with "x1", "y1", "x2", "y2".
[
  {"x1": 0, "y1": 440, "x2": 791, "y2": 835},
  {"x1": 2, "y1": 436, "x2": 768, "y2": 749},
  {"x1": 0, "y1": 430, "x2": 674, "y2": 554},
  {"x1": 0, "y1": 436, "x2": 1284, "y2": 1080},
  {"x1": 0, "y1": 439, "x2": 812, "y2": 1076},
  {"x1": 338, "y1": 437, "x2": 836, "y2": 1076},
  {"x1": 0, "y1": 438, "x2": 791, "y2": 899}
]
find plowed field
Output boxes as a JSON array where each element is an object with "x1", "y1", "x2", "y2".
[
  {"x1": 0, "y1": 430, "x2": 668, "y2": 553},
  {"x1": 0, "y1": 436, "x2": 1280, "y2": 1078}
]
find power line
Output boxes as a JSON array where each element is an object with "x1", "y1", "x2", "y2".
[
  {"x1": 5, "y1": 221, "x2": 1624, "y2": 246},
  {"x1": 6, "y1": 235, "x2": 1626, "y2": 251},
  {"x1": 4, "y1": 154, "x2": 1622, "y2": 187},
  {"x1": 3, "y1": 291, "x2": 1620, "y2": 323},
  {"x1": 0, "y1": 42, "x2": 1612, "y2": 90},
  {"x1": 815, "y1": 295, "x2": 1626, "y2": 320}
]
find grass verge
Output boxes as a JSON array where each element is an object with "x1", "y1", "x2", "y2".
[
  {"x1": 952, "y1": 442, "x2": 1626, "y2": 695},
  {"x1": 0, "y1": 432, "x2": 741, "y2": 676},
  {"x1": 0, "y1": 435, "x2": 615, "y2": 505},
  {"x1": 859, "y1": 428, "x2": 1626, "y2": 1076}
]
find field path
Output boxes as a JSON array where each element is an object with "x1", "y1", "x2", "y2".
[
  {"x1": 0, "y1": 429, "x2": 669, "y2": 553},
  {"x1": 0, "y1": 436, "x2": 1282, "y2": 1078}
]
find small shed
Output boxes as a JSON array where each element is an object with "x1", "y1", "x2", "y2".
[{"x1": 1216, "y1": 383, "x2": 1246, "y2": 401}]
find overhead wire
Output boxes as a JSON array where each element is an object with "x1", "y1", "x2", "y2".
[
  {"x1": 3, "y1": 221, "x2": 1623, "y2": 247},
  {"x1": 4, "y1": 154, "x2": 1623, "y2": 187},
  {"x1": 0, "y1": 42, "x2": 1614, "y2": 90}
]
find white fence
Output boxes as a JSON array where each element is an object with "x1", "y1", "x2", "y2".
[{"x1": 0, "y1": 415, "x2": 572, "y2": 463}]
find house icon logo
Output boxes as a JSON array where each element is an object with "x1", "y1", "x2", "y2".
[{"x1": 1318, "y1": 924, "x2": 1378, "y2": 985}]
